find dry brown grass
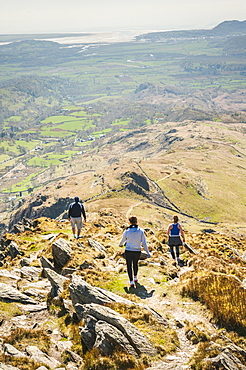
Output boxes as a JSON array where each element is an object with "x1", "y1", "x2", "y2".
[
  {"x1": 109, "y1": 302, "x2": 179, "y2": 356},
  {"x1": 0, "y1": 355, "x2": 44, "y2": 370},
  {"x1": 3, "y1": 327, "x2": 51, "y2": 354},
  {"x1": 80, "y1": 347, "x2": 150, "y2": 370},
  {"x1": 181, "y1": 271, "x2": 246, "y2": 332}
]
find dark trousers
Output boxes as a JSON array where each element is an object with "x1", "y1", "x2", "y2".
[
  {"x1": 125, "y1": 250, "x2": 141, "y2": 282},
  {"x1": 169, "y1": 245, "x2": 180, "y2": 259},
  {"x1": 168, "y1": 236, "x2": 182, "y2": 259}
]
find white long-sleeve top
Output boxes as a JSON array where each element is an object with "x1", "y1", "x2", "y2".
[{"x1": 119, "y1": 225, "x2": 149, "y2": 253}]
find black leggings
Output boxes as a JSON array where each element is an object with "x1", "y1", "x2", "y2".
[{"x1": 125, "y1": 250, "x2": 141, "y2": 282}]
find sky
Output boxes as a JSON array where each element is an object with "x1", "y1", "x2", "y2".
[{"x1": 0, "y1": 0, "x2": 245, "y2": 34}]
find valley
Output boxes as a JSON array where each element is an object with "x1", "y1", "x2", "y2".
[{"x1": 0, "y1": 21, "x2": 246, "y2": 370}]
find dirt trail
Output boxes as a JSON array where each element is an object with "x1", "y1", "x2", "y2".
[
  {"x1": 126, "y1": 201, "x2": 143, "y2": 218},
  {"x1": 142, "y1": 268, "x2": 214, "y2": 369}
]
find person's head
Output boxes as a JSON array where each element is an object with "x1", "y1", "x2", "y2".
[
  {"x1": 129, "y1": 216, "x2": 138, "y2": 225},
  {"x1": 173, "y1": 215, "x2": 179, "y2": 223},
  {"x1": 74, "y1": 196, "x2": 79, "y2": 203}
]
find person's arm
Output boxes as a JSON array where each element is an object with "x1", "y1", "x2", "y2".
[
  {"x1": 179, "y1": 225, "x2": 185, "y2": 242},
  {"x1": 167, "y1": 224, "x2": 172, "y2": 236},
  {"x1": 81, "y1": 204, "x2": 86, "y2": 222},
  {"x1": 68, "y1": 205, "x2": 71, "y2": 220},
  {"x1": 141, "y1": 231, "x2": 151, "y2": 257},
  {"x1": 119, "y1": 231, "x2": 127, "y2": 247}
]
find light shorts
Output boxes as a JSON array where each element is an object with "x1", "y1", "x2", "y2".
[{"x1": 70, "y1": 217, "x2": 83, "y2": 229}]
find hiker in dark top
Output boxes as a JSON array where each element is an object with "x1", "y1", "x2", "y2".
[
  {"x1": 68, "y1": 196, "x2": 86, "y2": 239},
  {"x1": 167, "y1": 215, "x2": 185, "y2": 263},
  {"x1": 119, "y1": 216, "x2": 151, "y2": 288}
]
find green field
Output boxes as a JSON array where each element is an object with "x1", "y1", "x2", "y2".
[{"x1": 0, "y1": 31, "x2": 245, "y2": 196}]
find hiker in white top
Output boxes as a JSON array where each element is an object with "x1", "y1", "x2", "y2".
[
  {"x1": 167, "y1": 215, "x2": 185, "y2": 263},
  {"x1": 119, "y1": 216, "x2": 151, "y2": 287}
]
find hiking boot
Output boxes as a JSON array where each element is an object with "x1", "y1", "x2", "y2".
[
  {"x1": 133, "y1": 276, "x2": 138, "y2": 282},
  {"x1": 130, "y1": 281, "x2": 134, "y2": 287}
]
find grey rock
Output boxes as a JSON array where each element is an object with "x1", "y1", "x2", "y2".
[
  {"x1": 43, "y1": 268, "x2": 69, "y2": 297},
  {"x1": 69, "y1": 274, "x2": 133, "y2": 307},
  {"x1": 0, "y1": 283, "x2": 36, "y2": 304},
  {"x1": 61, "y1": 267, "x2": 77, "y2": 276},
  {"x1": 94, "y1": 320, "x2": 139, "y2": 356},
  {"x1": 52, "y1": 238, "x2": 71, "y2": 268},
  {"x1": 20, "y1": 266, "x2": 41, "y2": 279},
  {"x1": 87, "y1": 238, "x2": 106, "y2": 254},
  {"x1": 23, "y1": 288, "x2": 47, "y2": 299},
  {"x1": 206, "y1": 348, "x2": 246, "y2": 370},
  {"x1": 36, "y1": 367, "x2": 49, "y2": 370},
  {"x1": 3, "y1": 343, "x2": 26, "y2": 358},
  {"x1": 79, "y1": 260, "x2": 94, "y2": 270},
  {"x1": 20, "y1": 257, "x2": 31, "y2": 267},
  {"x1": 0, "y1": 364, "x2": 21, "y2": 370},
  {"x1": 80, "y1": 315, "x2": 98, "y2": 350},
  {"x1": 25, "y1": 346, "x2": 61, "y2": 369},
  {"x1": 42, "y1": 233, "x2": 57, "y2": 241},
  {"x1": 242, "y1": 251, "x2": 246, "y2": 261},
  {"x1": 13, "y1": 223, "x2": 25, "y2": 234},
  {"x1": 0, "y1": 269, "x2": 20, "y2": 281},
  {"x1": 65, "y1": 349, "x2": 83, "y2": 365},
  {"x1": 8, "y1": 241, "x2": 23, "y2": 259},
  {"x1": 75, "y1": 303, "x2": 157, "y2": 356},
  {"x1": 17, "y1": 302, "x2": 47, "y2": 313},
  {"x1": 40, "y1": 256, "x2": 54, "y2": 270}
]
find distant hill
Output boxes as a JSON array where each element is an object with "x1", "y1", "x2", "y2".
[
  {"x1": 135, "y1": 20, "x2": 246, "y2": 41},
  {"x1": 212, "y1": 20, "x2": 246, "y2": 35}
]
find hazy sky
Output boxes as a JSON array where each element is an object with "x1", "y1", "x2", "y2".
[{"x1": 0, "y1": 0, "x2": 245, "y2": 34}]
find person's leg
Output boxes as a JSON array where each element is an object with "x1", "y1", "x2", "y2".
[
  {"x1": 70, "y1": 218, "x2": 76, "y2": 237},
  {"x1": 132, "y1": 251, "x2": 141, "y2": 280},
  {"x1": 75, "y1": 217, "x2": 83, "y2": 238},
  {"x1": 169, "y1": 245, "x2": 175, "y2": 259},
  {"x1": 176, "y1": 246, "x2": 180, "y2": 258},
  {"x1": 125, "y1": 251, "x2": 134, "y2": 283}
]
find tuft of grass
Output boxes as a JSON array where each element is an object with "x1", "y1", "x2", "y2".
[
  {"x1": 181, "y1": 271, "x2": 246, "y2": 333},
  {"x1": 0, "y1": 354, "x2": 44, "y2": 370},
  {"x1": 0, "y1": 302, "x2": 22, "y2": 319},
  {"x1": 3, "y1": 327, "x2": 51, "y2": 354},
  {"x1": 80, "y1": 347, "x2": 149, "y2": 370}
]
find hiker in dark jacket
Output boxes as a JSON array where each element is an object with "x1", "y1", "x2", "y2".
[
  {"x1": 167, "y1": 215, "x2": 185, "y2": 263},
  {"x1": 119, "y1": 216, "x2": 151, "y2": 287},
  {"x1": 68, "y1": 196, "x2": 86, "y2": 239}
]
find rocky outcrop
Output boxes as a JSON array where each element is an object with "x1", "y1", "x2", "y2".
[
  {"x1": 25, "y1": 346, "x2": 61, "y2": 369},
  {"x1": 8, "y1": 196, "x2": 71, "y2": 232},
  {"x1": 52, "y1": 238, "x2": 71, "y2": 269},
  {"x1": 43, "y1": 268, "x2": 69, "y2": 298},
  {"x1": 69, "y1": 274, "x2": 137, "y2": 307},
  {"x1": 75, "y1": 303, "x2": 157, "y2": 357},
  {"x1": 206, "y1": 345, "x2": 246, "y2": 370},
  {"x1": 0, "y1": 282, "x2": 36, "y2": 304},
  {"x1": 87, "y1": 238, "x2": 107, "y2": 255}
]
